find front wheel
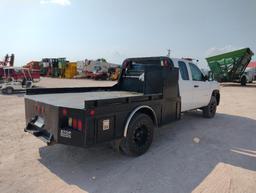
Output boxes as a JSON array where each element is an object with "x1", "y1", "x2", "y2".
[
  {"x1": 202, "y1": 96, "x2": 217, "y2": 118},
  {"x1": 120, "y1": 113, "x2": 154, "y2": 156}
]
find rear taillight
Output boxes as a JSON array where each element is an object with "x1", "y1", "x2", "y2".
[
  {"x1": 37, "y1": 106, "x2": 40, "y2": 113},
  {"x1": 61, "y1": 108, "x2": 83, "y2": 132},
  {"x1": 62, "y1": 108, "x2": 68, "y2": 116},
  {"x1": 90, "y1": 109, "x2": 95, "y2": 117},
  {"x1": 68, "y1": 117, "x2": 72, "y2": 127},
  {"x1": 72, "y1": 118, "x2": 77, "y2": 129},
  {"x1": 34, "y1": 104, "x2": 45, "y2": 114},
  {"x1": 41, "y1": 106, "x2": 45, "y2": 114},
  {"x1": 78, "y1": 120, "x2": 82, "y2": 131}
]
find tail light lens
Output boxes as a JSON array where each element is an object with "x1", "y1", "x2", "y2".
[
  {"x1": 68, "y1": 117, "x2": 72, "y2": 127},
  {"x1": 72, "y1": 118, "x2": 77, "y2": 129},
  {"x1": 37, "y1": 106, "x2": 41, "y2": 113},
  {"x1": 41, "y1": 106, "x2": 45, "y2": 114},
  {"x1": 78, "y1": 120, "x2": 82, "y2": 131},
  {"x1": 34, "y1": 104, "x2": 45, "y2": 114},
  {"x1": 62, "y1": 108, "x2": 68, "y2": 116},
  {"x1": 61, "y1": 108, "x2": 83, "y2": 132},
  {"x1": 90, "y1": 110, "x2": 95, "y2": 117}
]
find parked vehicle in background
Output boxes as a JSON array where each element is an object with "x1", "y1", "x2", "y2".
[
  {"x1": 23, "y1": 61, "x2": 40, "y2": 71},
  {"x1": 0, "y1": 53, "x2": 15, "y2": 80},
  {"x1": 206, "y1": 48, "x2": 254, "y2": 86},
  {"x1": 243, "y1": 68, "x2": 255, "y2": 83},
  {"x1": 39, "y1": 58, "x2": 69, "y2": 78},
  {"x1": 84, "y1": 59, "x2": 119, "y2": 80},
  {"x1": 24, "y1": 56, "x2": 220, "y2": 156},
  {"x1": 108, "y1": 67, "x2": 121, "y2": 81},
  {"x1": 85, "y1": 65, "x2": 108, "y2": 80},
  {"x1": 2, "y1": 67, "x2": 40, "y2": 82},
  {"x1": 0, "y1": 54, "x2": 15, "y2": 67},
  {"x1": 1, "y1": 80, "x2": 34, "y2": 94},
  {"x1": 1, "y1": 68, "x2": 38, "y2": 94}
]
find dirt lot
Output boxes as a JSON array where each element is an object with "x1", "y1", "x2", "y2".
[{"x1": 0, "y1": 78, "x2": 256, "y2": 193}]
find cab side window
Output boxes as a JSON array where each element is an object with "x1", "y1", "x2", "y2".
[
  {"x1": 178, "y1": 61, "x2": 189, "y2": 80},
  {"x1": 189, "y1": 63, "x2": 203, "y2": 81}
]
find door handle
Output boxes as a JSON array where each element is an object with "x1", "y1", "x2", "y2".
[{"x1": 194, "y1": 85, "x2": 199, "y2": 88}]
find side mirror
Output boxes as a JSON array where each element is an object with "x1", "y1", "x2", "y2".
[
  {"x1": 203, "y1": 75, "x2": 209, "y2": 81},
  {"x1": 208, "y1": 71, "x2": 214, "y2": 81}
]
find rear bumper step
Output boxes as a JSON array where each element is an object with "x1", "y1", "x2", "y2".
[{"x1": 24, "y1": 117, "x2": 54, "y2": 145}]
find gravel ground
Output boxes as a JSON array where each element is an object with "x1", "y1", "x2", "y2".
[{"x1": 0, "y1": 78, "x2": 256, "y2": 193}]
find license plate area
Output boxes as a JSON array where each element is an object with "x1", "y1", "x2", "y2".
[{"x1": 58, "y1": 128, "x2": 84, "y2": 146}]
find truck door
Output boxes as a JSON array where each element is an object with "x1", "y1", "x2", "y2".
[
  {"x1": 188, "y1": 63, "x2": 212, "y2": 108},
  {"x1": 177, "y1": 61, "x2": 194, "y2": 112}
]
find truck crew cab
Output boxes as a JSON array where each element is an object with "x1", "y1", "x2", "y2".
[{"x1": 24, "y1": 57, "x2": 220, "y2": 156}]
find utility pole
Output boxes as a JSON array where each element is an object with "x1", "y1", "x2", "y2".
[{"x1": 167, "y1": 49, "x2": 171, "y2": 57}]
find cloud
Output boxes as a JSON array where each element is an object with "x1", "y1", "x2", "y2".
[
  {"x1": 205, "y1": 45, "x2": 242, "y2": 57},
  {"x1": 40, "y1": 0, "x2": 71, "y2": 6}
]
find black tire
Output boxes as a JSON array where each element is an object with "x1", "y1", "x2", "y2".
[
  {"x1": 241, "y1": 76, "x2": 247, "y2": 86},
  {"x1": 1, "y1": 89, "x2": 6, "y2": 94},
  {"x1": 202, "y1": 96, "x2": 217, "y2": 118},
  {"x1": 120, "y1": 113, "x2": 154, "y2": 156},
  {"x1": 6, "y1": 87, "x2": 14, "y2": 95}
]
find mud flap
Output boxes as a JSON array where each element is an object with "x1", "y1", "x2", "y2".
[{"x1": 24, "y1": 116, "x2": 54, "y2": 145}]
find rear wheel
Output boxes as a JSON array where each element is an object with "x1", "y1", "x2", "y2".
[
  {"x1": 6, "y1": 87, "x2": 14, "y2": 95},
  {"x1": 120, "y1": 113, "x2": 154, "y2": 156},
  {"x1": 202, "y1": 96, "x2": 217, "y2": 118},
  {"x1": 241, "y1": 76, "x2": 247, "y2": 86},
  {"x1": 1, "y1": 89, "x2": 6, "y2": 94}
]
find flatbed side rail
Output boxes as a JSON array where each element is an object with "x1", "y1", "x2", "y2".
[
  {"x1": 84, "y1": 93, "x2": 163, "y2": 108},
  {"x1": 26, "y1": 86, "x2": 113, "y2": 95}
]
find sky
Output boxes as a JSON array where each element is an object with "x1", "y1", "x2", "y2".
[{"x1": 0, "y1": 0, "x2": 256, "y2": 67}]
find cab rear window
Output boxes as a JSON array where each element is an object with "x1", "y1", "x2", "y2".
[
  {"x1": 178, "y1": 61, "x2": 189, "y2": 80},
  {"x1": 125, "y1": 63, "x2": 144, "y2": 77}
]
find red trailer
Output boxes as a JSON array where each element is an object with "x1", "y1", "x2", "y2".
[{"x1": 2, "y1": 67, "x2": 40, "y2": 82}]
